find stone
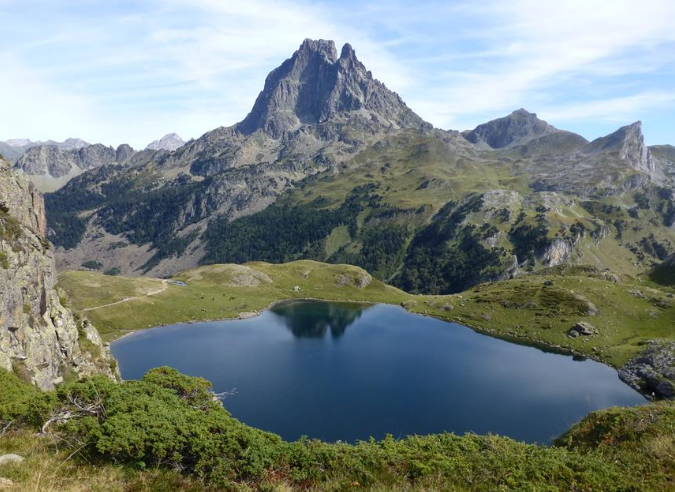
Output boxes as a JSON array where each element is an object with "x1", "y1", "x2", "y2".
[
  {"x1": 0, "y1": 477, "x2": 14, "y2": 488},
  {"x1": 568, "y1": 321, "x2": 596, "y2": 338},
  {"x1": 619, "y1": 340, "x2": 675, "y2": 399},
  {"x1": 0, "y1": 454, "x2": 24, "y2": 466},
  {"x1": 292, "y1": 286, "x2": 301, "y2": 292}
]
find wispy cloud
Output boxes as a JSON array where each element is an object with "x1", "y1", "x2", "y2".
[{"x1": 0, "y1": 0, "x2": 673, "y2": 147}]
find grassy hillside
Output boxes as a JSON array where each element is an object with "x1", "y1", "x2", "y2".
[
  {"x1": 1, "y1": 367, "x2": 673, "y2": 491},
  {"x1": 59, "y1": 261, "x2": 675, "y2": 370},
  {"x1": 201, "y1": 131, "x2": 675, "y2": 294}
]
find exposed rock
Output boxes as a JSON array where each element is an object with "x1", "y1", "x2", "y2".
[
  {"x1": 238, "y1": 312, "x2": 258, "y2": 319},
  {"x1": 0, "y1": 477, "x2": 14, "y2": 488},
  {"x1": 0, "y1": 454, "x2": 24, "y2": 466},
  {"x1": 145, "y1": 133, "x2": 185, "y2": 151},
  {"x1": 0, "y1": 138, "x2": 89, "y2": 164},
  {"x1": 13, "y1": 142, "x2": 160, "y2": 192},
  {"x1": 582, "y1": 122, "x2": 656, "y2": 175},
  {"x1": 239, "y1": 39, "x2": 428, "y2": 139},
  {"x1": 568, "y1": 321, "x2": 597, "y2": 338},
  {"x1": 0, "y1": 158, "x2": 116, "y2": 390},
  {"x1": 619, "y1": 340, "x2": 675, "y2": 399},
  {"x1": 542, "y1": 238, "x2": 574, "y2": 267},
  {"x1": 463, "y1": 109, "x2": 561, "y2": 149},
  {"x1": 335, "y1": 270, "x2": 372, "y2": 289}
]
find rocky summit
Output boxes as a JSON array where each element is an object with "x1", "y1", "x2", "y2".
[
  {"x1": 0, "y1": 158, "x2": 115, "y2": 389},
  {"x1": 239, "y1": 39, "x2": 428, "y2": 138},
  {"x1": 462, "y1": 109, "x2": 563, "y2": 149},
  {"x1": 145, "y1": 133, "x2": 186, "y2": 151}
]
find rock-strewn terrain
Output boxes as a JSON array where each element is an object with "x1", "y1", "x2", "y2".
[
  {"x1": 0, "y1": 158, "x2": 115, "y2": 389},
  {"x1": 619, "y1": 340, "x2": 675, "y2": 399}
]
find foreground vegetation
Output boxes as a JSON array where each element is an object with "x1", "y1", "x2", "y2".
[
  {"x1": 59, "y1": 261, "x2": 675, "y2": 370},
  {"x1": 1, "y1": 367, "x2": 673, "y2": 491}
]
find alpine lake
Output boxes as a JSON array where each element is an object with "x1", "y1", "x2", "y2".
[{"x1": 112, "y1": 300, "x2": 644, "y2": 443}]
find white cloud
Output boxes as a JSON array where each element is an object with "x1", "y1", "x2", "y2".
[
  {"x1": 406, "y1": 0, "x2": 675, "y2": 131},
  {"x1": 539, "y1": 92, "x2": 675, "y2": 122},
  {"x1": 0, "y1": 0, "x2": 673, "y2": 146}
]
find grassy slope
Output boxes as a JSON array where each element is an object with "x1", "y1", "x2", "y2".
[
  {"x1": 59, "y1": 261, "x2": 675, "y2": 369},
  {"x1": 290, "y1": 132, "x2": 675, "y2": 278}
]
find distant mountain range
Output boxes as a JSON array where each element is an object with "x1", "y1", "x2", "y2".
[
  {"x1": 1, "y1": 134, "x2": 186, "y2": 191},
  {"x1": 8, "y1": 38, "x2": 674, "y2": 293}
]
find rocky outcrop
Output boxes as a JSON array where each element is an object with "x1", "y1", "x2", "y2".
[
  {"x1": 619, "y1": 340, "x2": 675, "y2": 399},
  {"x1": 463, "y1": 109, "x2": 561, "y2": 149},
  {"x1": 0, "y1": 158, "x2": 116, "y2": 390},
  {"x1": 542, "y1": 238, "x2": 574, "y2": 267},
  {"x1": 582, "y1": 122, "x2": 656, "y2": 174},
  {"x1": 145, "y1": 133, "x2": 185, "y2": 151},
  {"x1": 568, "y1": 321, "x2": 596, "y2": 338}
]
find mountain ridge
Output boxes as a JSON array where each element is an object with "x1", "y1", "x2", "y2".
[{"x1": 36, "y1": 39, "x2": 675, "y2": 286}]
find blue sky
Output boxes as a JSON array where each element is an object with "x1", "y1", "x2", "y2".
[{"x1": 1, "y1": 0, "x2": 674, "y2": 148}]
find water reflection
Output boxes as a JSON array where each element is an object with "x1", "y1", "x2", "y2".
[
  {"x1": 112, "y1": 301, "x2": 644, "y2": 443},
  {"x1": 270, "y1": 300, "x2": 371, "y2": 338}
]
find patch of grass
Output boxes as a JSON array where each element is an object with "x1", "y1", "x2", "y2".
[{"x1": 0, "y1": 251, "x2": 8, "y2": 269}]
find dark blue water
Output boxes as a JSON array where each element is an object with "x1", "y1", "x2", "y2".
[{"x1": 111, "y1": 300, "x2": 644, "y2": 443}]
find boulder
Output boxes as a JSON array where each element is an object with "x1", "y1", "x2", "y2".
[
  {"x1": 0, "y1": 454, "x2": 24, "y2": 466},
  {"x1": 568, "y1": 321, "x2": 596, "y2": 338}
]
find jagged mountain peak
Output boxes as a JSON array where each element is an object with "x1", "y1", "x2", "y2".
[
  {"x1": 298, "y1": 38, "x2": 338, "y2": 62},
  {"x1": 463, "y1": 109, "x2": 559, "y2": 149},
  {"x1": 238, "y1": 39, "x2": 428, "y2": 138}
]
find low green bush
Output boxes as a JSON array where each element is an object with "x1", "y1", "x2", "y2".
[{"x1": 2, "y1": 366, "x2": 672, "y2": 490}]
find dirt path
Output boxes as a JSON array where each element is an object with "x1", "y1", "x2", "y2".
[{"x1": 82, "y1": 280, "x2": 169, "y2": 312}]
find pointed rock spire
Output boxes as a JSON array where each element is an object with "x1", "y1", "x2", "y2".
[{"x1": 238, "y1": 39, "x2": 428, "y2": 138}]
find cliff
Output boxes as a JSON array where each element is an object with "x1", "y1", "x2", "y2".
[{"x1": 0, "y1": 158, "x2": 116, "y2": 389}]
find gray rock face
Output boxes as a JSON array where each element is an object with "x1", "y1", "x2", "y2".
[
  {"x1": 0, "y1": 138, "x2": 89, "y2": 164},
  {"x1": 463, "y1": 109, "x2": 560, "y2": 149},
  {"x1": 15, "y1": 143, "x2": 120, "y2": 178},
  {"x1": 568, "y1": 321, "x2": 596, "y2": 338},
  {"x1": 0, "y1": 158, "x2": 116, "y2": 390},
  {"x1": 619, "y1": 340, "x2": 675, "y2": 399},
  {"x1": 145, "y1": 133, "x2": 185, "y2": 151},
  {"x1": 582, "y1": 121, "x2": 655, "y2": 174},
  {"x1": 239, "y1": 39, "x2": 428, "y2": 138},
  {"x1": 12, "y1": 142, "x2": 161, "y2": 191}
]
